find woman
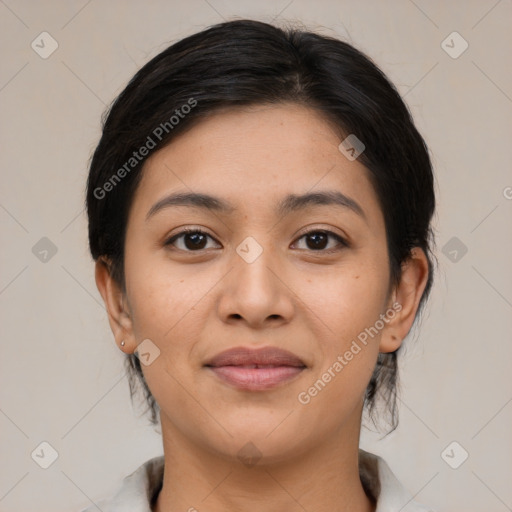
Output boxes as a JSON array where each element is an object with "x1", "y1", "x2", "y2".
[{"x1": 83, "y1": 19, "x2": 436, "y2": 512}]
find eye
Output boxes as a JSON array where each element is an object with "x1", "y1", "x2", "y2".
[
  {"x1": 292, "y1": 229, "x2": 348, "y2": 252},
  {"x1": 164, "y1": 228, "x2": 348, "y2": 253},
  {"x1": 165, "y1": 228, "x2": 220, "y2": 251}
]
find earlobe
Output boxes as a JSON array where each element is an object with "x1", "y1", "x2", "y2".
[
  {"x1": 95, "y1": 258, "x2": 135, "y2": 352},
  {"x1": 379, "y1": 333, "x2": 402, "y2": 354},
  {"x1": 379, "y1": 247, "x2": 430, "y2": 354}
]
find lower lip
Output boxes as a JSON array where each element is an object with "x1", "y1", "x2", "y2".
[{"x1": 208, "y1": 366, "x2": 305, "y2": 391}]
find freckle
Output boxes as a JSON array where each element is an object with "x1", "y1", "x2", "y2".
[
  {"x1": 180, "y1": 279, "x2": 184, "y2": 283},
  {"x1": 354, "y1": 275, "x2": 360, "y2": 279}
]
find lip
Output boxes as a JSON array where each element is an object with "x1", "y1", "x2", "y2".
[{"x1": 204, "y1": 346, "x2": 306, "y2": 391}]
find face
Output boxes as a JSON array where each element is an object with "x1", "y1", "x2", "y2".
[{"x1": 103, "y1": 103, "x2": 408, "y2": 464}]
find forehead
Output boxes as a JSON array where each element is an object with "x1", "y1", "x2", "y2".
[{"x1": 129, "y1": 103, "x2": 383, "y2": 228}]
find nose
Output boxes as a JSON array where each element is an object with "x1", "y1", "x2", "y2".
[{"x1": 216, "y1": 241, "x2": 295, "y2": 329}]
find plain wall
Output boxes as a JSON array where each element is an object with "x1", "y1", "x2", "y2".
[{"x1": 1, "y1": 1, "x2": 511, "y2": 511}]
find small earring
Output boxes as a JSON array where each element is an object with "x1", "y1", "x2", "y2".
[{"x1": 120, "y1": 340, "x2": 125, "y2": 346}]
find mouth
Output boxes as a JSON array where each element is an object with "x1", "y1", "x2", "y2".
[{"x1": 204, "y1": 346, "x2": 306, "y2": 391}]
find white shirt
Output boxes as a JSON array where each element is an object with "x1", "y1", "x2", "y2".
[{"x1": 79, "y1": 450, "x2": 435, "y2": 511}]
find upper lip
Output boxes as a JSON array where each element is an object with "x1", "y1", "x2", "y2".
[{"x1": 205, "y1": 346, "x2": 306, "y2": 368}]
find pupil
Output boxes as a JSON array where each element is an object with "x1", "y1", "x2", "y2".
[
  {"x1": 186, "y1": 232, "x2": 206, "y2": 250},
  {"x1": 308, "y1": 232, "x2": 327, "y2": 250}
]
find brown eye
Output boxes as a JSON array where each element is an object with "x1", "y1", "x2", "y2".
[
  {"x1": 165, "y1": 230, "x2": 219, "y2": 251},
  {"x1": 294, "y1": 230, "x2": 348, "y2": 252},
  {"x1": 165, "y1": 228, "x2": 348, "y2": 254},
  {"x1": 306, "y1": 232, "x2": 328, "y2": 250}
]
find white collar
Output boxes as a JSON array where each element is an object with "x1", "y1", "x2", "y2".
[{"x1": 80, "y1": 450, "x2": 435, "y2": 512}]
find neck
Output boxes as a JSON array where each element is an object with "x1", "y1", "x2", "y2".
[{"x1": 153, "y1": 408, "x2": 375, "y2": 512}]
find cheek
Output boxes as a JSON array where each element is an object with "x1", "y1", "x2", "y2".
[
  {"x1": 126, "y1": 262, "x2": 203, "y2": 404},
  {"x1": 305, "y1": 264, "x2": 387, "y2": 345},
  {"x1": 124, "y1": 251, "x2": 213, "y2": 374},
  {"x1": 295, "y1": 272, "x2": 384, "y2": 409},
  {"x1": 295, "y1": 262, "x2": 388, "y2": 407},
  {"x1": 124, "y1": 249, "x2": 188, "y2": 337}
]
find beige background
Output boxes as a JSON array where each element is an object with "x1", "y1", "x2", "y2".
[{"x1": 1, "y1": 1, "x2": 511, "y2": 511}]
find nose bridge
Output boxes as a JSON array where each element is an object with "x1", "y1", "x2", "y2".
[{"x1": 233, "y1": 233, "x2": 280, "y2": 297}]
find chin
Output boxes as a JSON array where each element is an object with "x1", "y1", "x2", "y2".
[{"x1": 203, "y1": 419, "x2": 314, "y2": 467}]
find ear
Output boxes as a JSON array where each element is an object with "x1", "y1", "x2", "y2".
[
  {"x1": 379, "y1": 247, "x2": 430, "y2": 353},
  {"x1": 95, "y1": 257, "x2": 136, "y2": 353}
]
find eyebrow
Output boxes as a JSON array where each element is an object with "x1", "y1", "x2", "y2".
[{"x1": 145, "y1": 190, "x2": 367, "y2": 222}]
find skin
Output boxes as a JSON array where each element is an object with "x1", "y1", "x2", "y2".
[{"x1": 96, "y1": 103, "x2": 429, "y2": 512}]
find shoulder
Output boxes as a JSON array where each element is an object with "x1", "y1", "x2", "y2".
[
  {"x1": 78, "y1": 455, "x2": 165, "y2": 512},
  {"x1": 359, "y1": 449, "x2": 436, "y2": 512}
]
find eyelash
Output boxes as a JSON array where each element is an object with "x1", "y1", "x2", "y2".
[{"x1": 164, "y1": 227, "x2": 348, "y2": 254}]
